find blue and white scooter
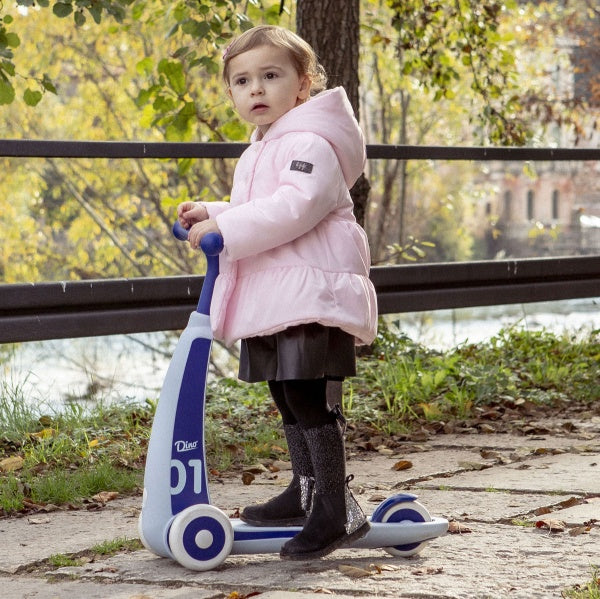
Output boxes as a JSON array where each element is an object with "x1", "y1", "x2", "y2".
[{"x1": 138, "y1": 223, "x2": 448, "y2": 571}]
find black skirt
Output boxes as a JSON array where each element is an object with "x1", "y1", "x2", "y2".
[{"x1": 238, "y1": 323, "x2": 356, "y2": 383}]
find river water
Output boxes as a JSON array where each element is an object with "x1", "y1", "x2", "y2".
[{"x1": 2, "y1": 297, "x2": 598, "y2": 411}]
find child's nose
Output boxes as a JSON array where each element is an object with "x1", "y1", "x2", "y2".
[{"x1": 250, "y1": 81, "x2": 264, "y2": 95}]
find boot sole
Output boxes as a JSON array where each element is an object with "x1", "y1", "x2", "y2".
[
  {"x1": 240, "y1": 515, "x2": 306, "y2": 527},
  {"x1": 280, "y1": 520, "x2": 371, "y2": 560}
]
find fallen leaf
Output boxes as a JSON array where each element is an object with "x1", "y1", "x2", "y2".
[
  {"x1": 448, "y1": 521, "x2": 472, "y2": 534},
  {"x1": 0, "y1": 456, "x2": 24, "y2": 473},
  {"x1": 377, "y1": 446, "x2": 394, "y2": 456},
  {"x1": 480, "y1": 449, "x2": 503, "y2": 460},
  {"x1": 242, "y1": 471, "x2": 255, "y2": 485},
  {"x1": 368, "y1": 493, "x2": 388, "y2": 503},
  {"x1": 92, "y1": 491, "x2": 119, "y2": 503},
  {"x1": 569, "y1": 526, "x2": 591, "y2": 536},
  {"x1": 28, "y1": 517, "x2": 51, "y2": 525},
  {"x1": 30, "y1": 428, "x2": 56, "y2": 440},
  {"x1": 338, "y1": 564, "x2": 373, "y2": 578},
  {"x1": 370, "y1": 563, "x2": 400, "y2": 572},
  {"x1": 245, "y1": 464, "x2": 268, "y2": 474},
  {"x1": 535, "y1": 518, "x2": 566, "y2": 532},
  {"x1": 559, "y1": 497, "x2": 582, "y2": 509},
  {"x1": 392, "y1": 459, "x2": 413, "y2": 471},
  {"x1": 412, "y1": 566, "x2": 444, "y2": 576},
  {"x1": 534, "y1": 506, "x2": 552, "y2": 516}
]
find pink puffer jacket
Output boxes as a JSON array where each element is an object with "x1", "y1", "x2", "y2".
[{"x1": 203, "y1": 87, "x2": 378, "y2": 347}]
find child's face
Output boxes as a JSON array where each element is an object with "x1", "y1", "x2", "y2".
[{"x1": 227, "y1": 45, "x2": 311, "y2": 135}]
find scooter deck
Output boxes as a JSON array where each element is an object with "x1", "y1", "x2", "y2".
[{"x1": 230, "y1": 517, "x2": 449, "y2": 555}]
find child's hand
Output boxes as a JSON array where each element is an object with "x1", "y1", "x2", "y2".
[
  {"x1": 177, "y1": 201, "x2": 208, "y2": 229},
  {"x1": 187, "y1": 219, "x2": 222, "y2": 250}
]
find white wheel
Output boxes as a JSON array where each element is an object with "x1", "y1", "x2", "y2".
[
  {"x1": 168, "y1": 504, "x2": 234, "y2": 570},
  {"x1": 372, "y1": 498, "x2": 433, "y2": 557}
]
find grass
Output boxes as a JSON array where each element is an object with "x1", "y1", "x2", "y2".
[
  {"x1": 348, "y1": 324, "x2": 599, "y2": 434},
  {"x1": 46, "y1": 537, "x2": 143, "y2": 570},
  {"x1": 1, "y1": 325, "x2": 598, "y2": 514},
  {"x1": 562, "y1": 567, "x2": 600, "y2": 599}
]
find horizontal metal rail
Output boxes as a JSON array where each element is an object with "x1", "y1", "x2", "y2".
[
  {"x1": 1, "y1": 140, "x2": 598, "y2": 344},
  {"x1": 1, "y1": 255, "x2": 598, "y2": 343},
  {"x1": 2, "y1": 139, "x2": 600, "y2": 161}
]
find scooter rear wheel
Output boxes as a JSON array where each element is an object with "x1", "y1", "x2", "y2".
[
  {"x1": 372, "y1": 498, "x2": 433, "y2": 557},
  {"x1": 168, "y1": 504, "x2": 234, "y2": 570}
]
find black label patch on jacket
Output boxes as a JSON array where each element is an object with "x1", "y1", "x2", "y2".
[{"x1": 290, "y1": 160, "x2": 314, "y2": 174}]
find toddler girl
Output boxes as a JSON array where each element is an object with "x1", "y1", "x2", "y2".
[{"x1": 177, "y1": 25, "x2": 377, "y2": 560}]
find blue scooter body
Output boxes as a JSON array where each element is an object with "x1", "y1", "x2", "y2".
[{"x1": 139, "y1": 224, "x2": 448, "y2": 570}]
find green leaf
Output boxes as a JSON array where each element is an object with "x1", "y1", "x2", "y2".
[
  {"x1": 74, "y1": 11, "x2": 86, "y2": 27},
  {"x1": 135, "y1": 57, "x2": 153, "y2": 76},
  {"x1": 177, "y1": 158, "x2": 193, "y2": 176},
  {"x1": 182, "y1": 19, "x2": 211, "y2": 39},
  {"x1": 1, "y1": 61, "x2": 16, "y2": 77},
  {"x1": 158, "y1": 59, "x2": 186, "y2": 96},
  {"x1": 6, "y1": 32, "x2": 20, "y2": 48},
  {"x1": 219, "y1": 118, "x2": 248, "y2": 141},
  {"x1": 23, "y1": 88, "x2": 43, "y2": 106},
  {"x1": 41, "y1": 74, "x2": 57, "y2": 94},
  {"x1": 0, "y1": 78, "x2": 15, "y2": 105},
  {"x1": 89, "y1": 4, "x2": 103, "y2": 24},
  {"x1": 3, "y1": 15, "x2": 14, "y2": 25},
  {"x1": 53, "y1": 3, "x2": 73, "y2": 18}
]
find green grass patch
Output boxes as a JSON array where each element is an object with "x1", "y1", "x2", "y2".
[
  {"x1": 348, "y1": 325, "x2": 599, "y2": 434},
  {"x1": 91, "y1": 537, "x2": 143, "y2": 556},
  {"x1": 47, "y1": 554, "x2": 85, "y2": 568},
  {"x1": 562, "y1": 567, "x2": 600, "y2": 599}
]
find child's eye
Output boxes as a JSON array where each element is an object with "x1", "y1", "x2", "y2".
[
  {"x1": 234, "y1": 77, "x2": 247, "y2": 86},
  {"x1": 265, "y1": 72, "x2": 277, "y2": 79}
]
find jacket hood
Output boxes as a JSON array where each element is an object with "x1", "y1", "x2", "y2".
[{"x1": 253, "y1": 87, "x2": 366, "y2": 188}]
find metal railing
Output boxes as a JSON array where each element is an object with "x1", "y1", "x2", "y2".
[{"x1": 1, "y1": 140, "x2": 599, "y2": 344}]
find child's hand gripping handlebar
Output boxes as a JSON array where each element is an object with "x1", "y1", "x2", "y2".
[{"x1": 172, "y1": 221, "x2": 224, "y2": 315}]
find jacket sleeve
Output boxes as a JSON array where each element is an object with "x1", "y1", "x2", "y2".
[
  {"x1": 202, "y1": 201, "x2": 231, "y2": 219},
  {"x1": 215, "y1": 134, "x2": 346, "y2": 261}
]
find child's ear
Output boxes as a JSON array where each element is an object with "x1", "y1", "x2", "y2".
[{"x1": 298, "y1": 75, "x2": 311, "y2": 100}]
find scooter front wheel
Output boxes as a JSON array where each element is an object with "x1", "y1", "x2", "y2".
[
  {"x1": 371, "y1": 497, "x2": 433, "y2": 557},
  {"x1": 168, "y1": 504, "x2": 234, "y2": 570}
]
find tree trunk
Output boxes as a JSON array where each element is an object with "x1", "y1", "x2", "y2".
[{"x1": 296, "y1": 0, "x2": 369, "y2": 227}]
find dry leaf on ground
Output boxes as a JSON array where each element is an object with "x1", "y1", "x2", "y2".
[
  {"x1": 241, "y1": 471, "x2": 255, "y2": 485},
  {"x1": 92, "y1": 491, "x2": 119, "y2": 503},
  {"x1": 535, "y1": 518, "x2": 566, "y2": 532},
  {"x1": 0, "y1": 456, "x2": 24, "y2": 472},
  {"x1": 569, "y1": 526, "x2": 592, "y2": 536},
  {"x1": 392, "y1": 459, "x2": 413, "y2": 471},
  {"x1": 412, "y1": 566, "x2": 444, "y2": 576},
  {"x1": 338, "y1": 564, "x2": 373, "y2": 578},
  {"x1": 448, "y1": 521, "x2": 473, "y2": 534}
]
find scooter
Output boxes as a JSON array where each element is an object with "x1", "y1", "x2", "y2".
[{"x1": 138, "y1": 222, "x2": 448, "y2": 571}]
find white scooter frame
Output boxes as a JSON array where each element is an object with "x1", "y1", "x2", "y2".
[{"x1": 138, "y1": 224, "x2": 448, "y2": 571}]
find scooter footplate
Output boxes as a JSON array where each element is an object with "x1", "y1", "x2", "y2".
[{"x1": 229, "y1": 517, "x2": 448, "y2": 555}]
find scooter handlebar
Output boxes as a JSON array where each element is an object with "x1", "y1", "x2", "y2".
[{"x1": 172, "y1": 221, "x2": 224, "y2": 256}]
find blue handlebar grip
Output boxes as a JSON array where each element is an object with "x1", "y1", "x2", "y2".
[
  {"x1": 172, "y1": 220, "x2": 189, "y2": 241},
  {"x1": 200, "y1": 232, "x2": 225, "y2": 256},
  {"x1": 172, "y1": 221, "x2": 224, "y2": 256},
  {"x1": 172, "y1": 221, "x2": 223, "y2": 316}
]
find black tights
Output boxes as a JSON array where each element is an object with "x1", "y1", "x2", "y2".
[{"x1": 268, "y1": 379, "x2": 337, "y2": 429}]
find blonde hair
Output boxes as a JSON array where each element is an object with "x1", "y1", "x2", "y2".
[{"x1": 222, "y1": 25, "x2": 327, "y2": 95}]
